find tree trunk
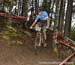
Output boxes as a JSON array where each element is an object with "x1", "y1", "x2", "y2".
[
  {"x1": 58, "y1": 0, "x2": 65, "y2": 32},
  {"x1": 43, "y1": 0, "x2": 50, "y2": 14},
  {"x1": 22, "y1": 0, "x2": 28, "y2": 16},
  {"x1": 54, "y1": 0, "x2": 60, "y2": 30},
  {"x1": 50, "y1": 0, "x2": 55, "y2": 26},
  {"x1": 64, "y1": 0, "x2": 73, "y2": 36}
]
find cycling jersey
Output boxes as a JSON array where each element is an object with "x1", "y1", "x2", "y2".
[{"x1": 36, "y1": 11, "x2": 48, "y2": 22}]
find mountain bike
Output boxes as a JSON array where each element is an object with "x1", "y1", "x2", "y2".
[{"x1": 30, "y1": 26, "x2": 48, "y2": 55}]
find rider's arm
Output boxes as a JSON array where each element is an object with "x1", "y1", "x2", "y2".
[
  {"x1": 31, "y1": 19, "x2": 37, "y2": 27},
  {"x1": 46, "y1": 15, "x2": 50, "y2": 28},
  {"x1": 31, "y1": 15, "x2": 39, "y2": 27},
  {"x1": 43, "y1": 11, "x2": 50, "y2": 28}
]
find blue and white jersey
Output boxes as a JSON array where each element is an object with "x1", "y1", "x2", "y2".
[{"x1": 36, "y1": 11, "x2": 48, "y2": 21}]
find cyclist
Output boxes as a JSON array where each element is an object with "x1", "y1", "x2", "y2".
[{"x1": 30, "y1": 6, "x2": 50, "y2": 47}]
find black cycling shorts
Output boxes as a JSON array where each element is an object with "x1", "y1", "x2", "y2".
[{"x1": 37, "y1": 19, "x2": 47, "y2": 29}]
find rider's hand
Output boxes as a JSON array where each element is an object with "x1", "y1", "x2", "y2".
[
  {"x1": 46, "y1": 26, "x2": 49, "y2": 29},
  {"x1": 30, "y1": 26, "x2": 33, "y2": 29}
]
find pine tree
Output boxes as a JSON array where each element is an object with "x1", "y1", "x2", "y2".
[
  {"x1": 22, "y1": 0, "x2": 28, "y2": 16},
  {"x1": 64, "y1": 0, "x2": 73, "y2": 36}
]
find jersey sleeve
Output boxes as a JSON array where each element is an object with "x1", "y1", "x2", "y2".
[
  {"x1": 43, "y1": 11, "x2": 48, "y2": 17},
  {"x1": 35, "y1": 15, "x2": 40, "y2": 21}
]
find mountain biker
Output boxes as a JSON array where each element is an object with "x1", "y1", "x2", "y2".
[{"x1": 30, "y1": 6, "x2": 50, "y2": 47}]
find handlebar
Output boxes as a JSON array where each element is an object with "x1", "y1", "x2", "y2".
[{"x1": 30, "y1": 26, "x2": 49, "y2": 31}]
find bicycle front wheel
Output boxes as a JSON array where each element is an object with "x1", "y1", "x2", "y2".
[{"x1": 34, "y1": 32, "x2": 41, "y2": 54}]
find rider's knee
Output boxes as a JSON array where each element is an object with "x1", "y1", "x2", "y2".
[
  {"x1": 43, "y1": 29, "x2": 46, "y2": 32},
  {"x1": 35, "y1": 23, "x2": 39, "y2": 27}
]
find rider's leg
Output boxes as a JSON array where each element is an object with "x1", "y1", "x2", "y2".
[
  {"x1": 43, "y1": 29, "x2": 47, "y2": 47},
  {"x1": 35, "y1": 23, "x2": 40, "y2": 31},
  {"x1": 43, "y1": 29, "x2": 47, "y2": 40},
  {"x1": 35, "y1": 23, "x2": 39, "y2": 28}
]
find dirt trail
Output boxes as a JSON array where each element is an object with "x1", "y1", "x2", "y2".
[{"x1": 0, "y1": 30, "x2": 62, "y2": 65}]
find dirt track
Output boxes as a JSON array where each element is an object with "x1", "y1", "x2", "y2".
[{"x1": 0, "y1": 30, "x2": 62, "y2": 65}]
